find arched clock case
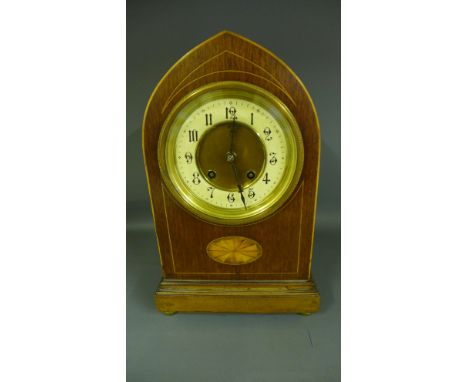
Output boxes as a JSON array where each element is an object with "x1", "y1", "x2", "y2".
[{"x1": 142, "y1": 31, "x2": 321, "y2": 314}]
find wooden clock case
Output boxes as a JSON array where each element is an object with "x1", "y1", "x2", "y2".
[{"x1": 142, "y1": 31, "x2": 320, "y2": 314}]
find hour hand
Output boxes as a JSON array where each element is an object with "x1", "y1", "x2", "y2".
[
  {"x1": 232, "y1": 164, "x2": 247, "y2": 210},
  {"x1": 226, "y1": 107, "x2": 246, "y2": 209},
  {"x1": 237, "y1": 181, "x2": 247, "y2": 210},
  {"x1": 226, "y1": 152, "x2": 247, "y2": 210}
]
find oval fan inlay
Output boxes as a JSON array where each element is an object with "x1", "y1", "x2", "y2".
[{"x1": 206, "y1": 236, "x2": 262, "y2": 265}]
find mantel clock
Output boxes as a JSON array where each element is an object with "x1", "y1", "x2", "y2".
[{"x1": 142, "y1": 31, "x2": 320, "y2": 314}]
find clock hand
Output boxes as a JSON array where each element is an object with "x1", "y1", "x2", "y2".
[
  {"x1": 226, "y1": 108, "x2": 247, "y2": 210},
  {"x1": 229, "y1": 110, "x2": 236, "y2": 153},
  {"x1": 230, "y1": 161, "x2": 247, "y2": 210}
]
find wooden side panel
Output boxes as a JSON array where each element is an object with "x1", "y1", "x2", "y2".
[{"x1": 143, "y1": 31, "x2": 320, "y2": 281}]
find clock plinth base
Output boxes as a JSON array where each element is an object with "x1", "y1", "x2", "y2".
[{"x1": 154, "y1": 279, "x2": 320, "y2": 314}]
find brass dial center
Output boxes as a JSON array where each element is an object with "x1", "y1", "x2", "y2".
[
  {"x1": 196, "y1": 122, "x2": 266, "y2": 191},
  {"x1": 225, "y1": 151, "x2": 236, "y2": 163}
]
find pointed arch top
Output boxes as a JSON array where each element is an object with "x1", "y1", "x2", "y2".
[{"x1": 143, "y1": 30, "x2": 320, "y2": 140}]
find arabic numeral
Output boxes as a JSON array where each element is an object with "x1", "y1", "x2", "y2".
[
  {"x1": 185, "y1": 152, "x2": 193, "y2": 164},
  {"x1": 207, "y1": 186, "x2": 214, "y2": 198},
  {"x1": 248, "y1": 188, "x2": 255, "y2": 199},
  {"x1": 262, "y1": 172, "x2": 271, "y2": 184},
  {"x1": 269, "y1": 152, "x2": 277, "y2": 165},
  {"x1": 227, "y1": 193, "x2": 235, "y2": 203},
  {"x1": 226, "y1": 107, "x2": 237, "y2": 120},
  {"x1": 192, "y1": 172, "x2": 201, "y2": 185},
  {"x1": 263, "y1": 127, "x2": 272, "y2": 141}
]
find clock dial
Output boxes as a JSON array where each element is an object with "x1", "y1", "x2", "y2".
[
  {"x1": 158, "y1": 82, "x2": 303, "y2": 225},
  {"x1": 175, "y1": 99, "x2": 286, "y2": 209}
]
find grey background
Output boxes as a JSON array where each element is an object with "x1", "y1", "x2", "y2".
[{"x1": 127, "y1": 0, "x2": 340, "y2": 381}]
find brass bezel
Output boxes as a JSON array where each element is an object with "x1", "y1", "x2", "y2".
[{"x1": 158, "y1": 81, "x2": 304, "y2": 225}]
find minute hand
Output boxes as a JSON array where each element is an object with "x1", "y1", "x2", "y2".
[{"x1": 228, "y1": 114, "x2": 247, "y2": 210}]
